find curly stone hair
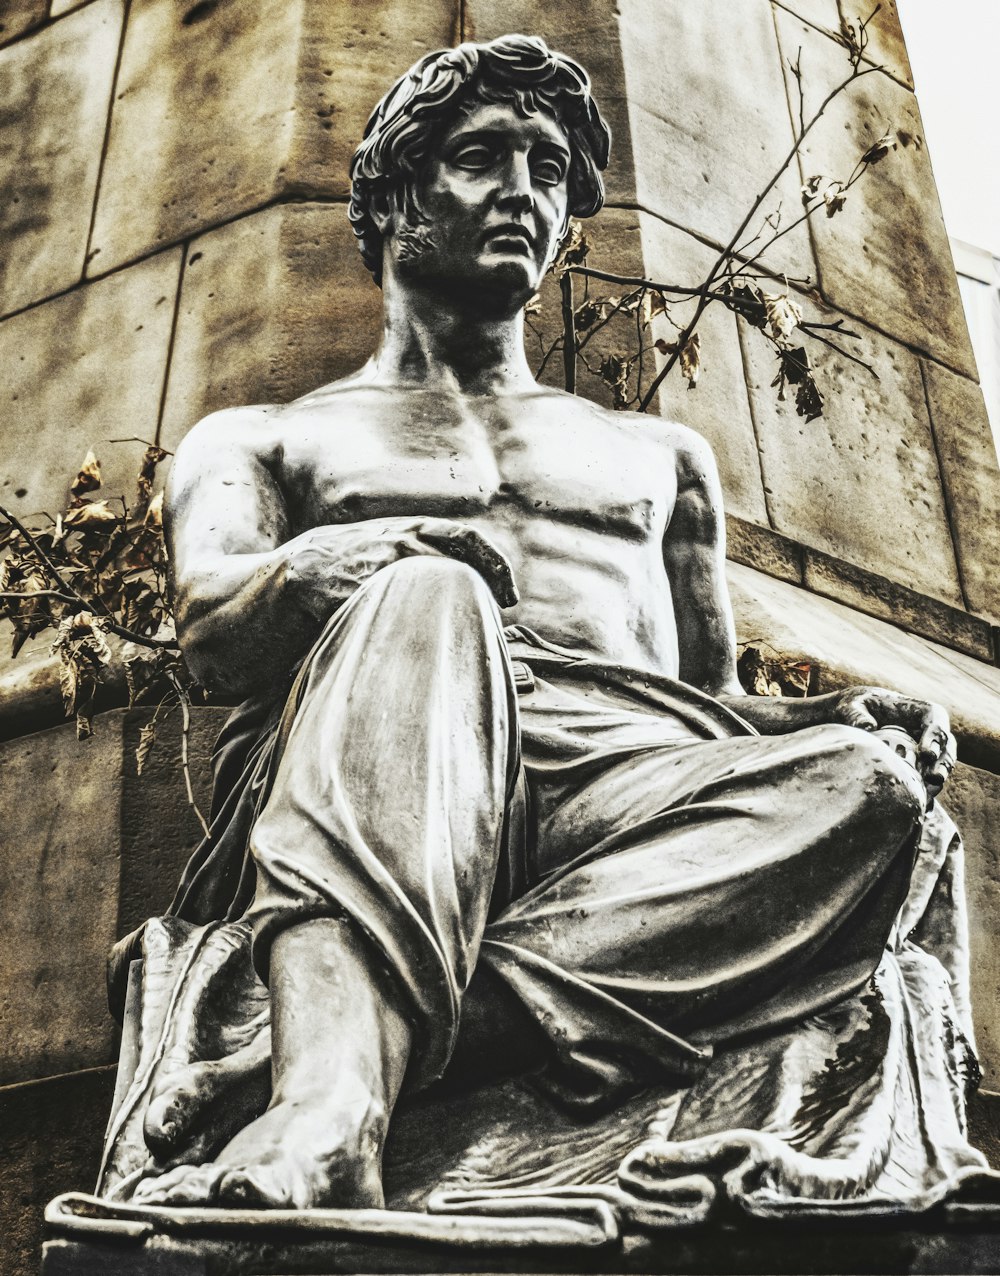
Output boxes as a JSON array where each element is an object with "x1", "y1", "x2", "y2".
[{"x1": 348, "y1": 34, "x2": 612, "y2": 286}]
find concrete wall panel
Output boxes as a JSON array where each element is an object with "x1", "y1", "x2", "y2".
[{"x1": 0, "y1": 0, "x2": 124, "y2": 315}]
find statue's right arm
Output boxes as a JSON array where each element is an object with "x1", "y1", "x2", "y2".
[{"x1": 166, "y1": 409, "x2": 517, "y2": 697}]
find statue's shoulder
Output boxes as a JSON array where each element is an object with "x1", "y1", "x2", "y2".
[
  {"x1": 552, "y1": 390, "x2": 718, "y2": 477},
  {"x1": 175, "y1": 403, "x2": 288, "y2": 470}
]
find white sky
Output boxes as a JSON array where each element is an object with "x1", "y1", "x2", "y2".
[{"x1": 898, "y1": 0, "x2": 1000, "y2": 254}]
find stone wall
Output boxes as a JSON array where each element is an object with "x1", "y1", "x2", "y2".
[{"x1": 1, "y1": 1, "x2": 999, "y2": 1272}]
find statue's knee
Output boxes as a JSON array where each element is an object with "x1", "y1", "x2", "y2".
[{"x1": 820, "y1": 724, "x2": 925, "y2": 826}]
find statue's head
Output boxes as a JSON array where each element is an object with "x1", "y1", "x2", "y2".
[{"x1": 348, "y1": 35, "x2": 611, "y2": 307}]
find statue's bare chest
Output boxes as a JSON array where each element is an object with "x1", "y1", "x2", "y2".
[{"x1": 279, "y1": 394, "x2": 674, "y2": 542}]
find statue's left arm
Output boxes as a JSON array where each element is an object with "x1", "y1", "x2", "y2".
[{"x1": 662, "y1": 427, "x2": 955, "y2": 797}]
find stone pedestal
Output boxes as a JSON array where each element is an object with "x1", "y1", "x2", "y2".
[{"x1": 39, "y1": 1191, "x2": 1000, "y2": 1275}]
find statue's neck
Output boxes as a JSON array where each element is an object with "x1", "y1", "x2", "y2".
[{"x1": 370, "y1": 273, "x2": 537, "y2": 398}]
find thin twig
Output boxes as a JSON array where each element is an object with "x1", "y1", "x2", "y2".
[
  {"x1": 566, "y1": 265, "x2": 702, "y2": 297},
  {"x1": 0, "y1": 589, "x2": 80, "y2": 605},
  {"x1": 167, "y1": 670, "x2": 211, "y2": 839}
]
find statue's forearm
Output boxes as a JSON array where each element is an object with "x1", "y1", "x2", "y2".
[{"x1": 715, "y1": 691, "x2": 844, "y2": 735}]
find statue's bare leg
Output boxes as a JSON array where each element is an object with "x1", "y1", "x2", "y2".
[{"x1": 133, "y1": 916, "x2": 411, "y2": 1208}]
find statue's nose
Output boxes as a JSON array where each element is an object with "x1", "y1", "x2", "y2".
[{"x1": 496, "y1": 153, "x2": 534, "y2": 214}]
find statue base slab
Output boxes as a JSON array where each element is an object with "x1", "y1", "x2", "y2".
[{"x1": 42, "y1": 1191, "x2": 1000, "y2": 1275}]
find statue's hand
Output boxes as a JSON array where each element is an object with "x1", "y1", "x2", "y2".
[
  {"x1": 830, "y1": 686, "x2": 956, "y2": 798},
  {"x1": 285, "y1": 517, "x2": 519, "y2": 615}
]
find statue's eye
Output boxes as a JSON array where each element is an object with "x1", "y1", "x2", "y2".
[
  {"x1": 452, "y1": 145, "x2": 494, "y2": 171},
  {"x1": 532, "y1": 157, "x2": 567, "y2": 186}
]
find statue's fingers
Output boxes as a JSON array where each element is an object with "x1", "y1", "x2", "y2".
[
  {"x1": 418, "y1": 522, "x2": 519, "y2": 608},
  {"x1": 924, "y1": 735, "x2": 957, "y2": 795},
  {"x1": 842, "y1": 700, "x2": 878, "y2": 731},
  {"x1": 917, "y1": 715, "x2": 952, "y2": 768}
]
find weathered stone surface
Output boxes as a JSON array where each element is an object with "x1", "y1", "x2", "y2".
[
  {"x1": 771, "y1": 0, "x2": 840, "y2": 32},
  {"x1": 0, "y1": 703, "x2": 225, "y2": 1089},
  {"x1": 774, "y1": 11, "x2": 974, "y2": 377},
  {"x1": 726, "y1": 514, "x2": 804, "y2": 585},
  {"x1": 0, "y1": 0, "x2": 124, "y2": 316},
  {"x1": 0, "y1": 0, "x2": 46, "y2": 45},
  {"x1": 618, "y1": 0, "x2": 814, "y2": 284},
  {"x1": 922, "y1": 360, "x2": 1000, "y2": 624},
  {"x1": 942, "y1": 763, "x2": 1000, "y2": 1090},
  {"x1": 639, "y1": 215, "x2": 769, "y2": 525},
  {"x1": 1, "y1": 1066, "x2": 116, "y2": 1276},
  {"x1": 0, "y1": 717, "x2": 123, "y2": 1086},
  {"x1": 118, "y1": 705, "x2": 226, "y2": 940},
  {"x1": 737, "y1": 293, "x2": 964, "y2": 605},
  {"x1": 842, "y1": 0, "x2": 913, "y2": 88},
  {"x1": 465, "y1": 0, "x2": 637, "y2": 209},
  {"x1": 159, "y1": 203, "x2": 381, "y2": 448},
  {"x1": 48, "y1": 0, "x2": 89, "y2": 14},
  {"x1": 803, "y1": 548, "x2": 994, "y2": 662},
  {"x1": 87, "y1": 0, "x2": 456, "y2": 274},
  {"x1": 0, "y1": 249, "x2": 180, "y2": 519},
  {"x1": 727, "y1": 561, "x2": 1000, "y2": 774}
]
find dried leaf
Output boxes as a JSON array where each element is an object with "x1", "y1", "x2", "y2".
[
  {"x1": 51, "y1": 611, "x2": 113, "y2": 726},
  {"x1": 738, "y1": 645, "x2": 813, "y2": 698},
  {"x1": 642, "y1": 291, "x2": 669, "y2": 326},
  {"x1": 764, "y1": 292, "x2": 803, "y2": 346},
  {"x1": 554, "y1": 220, "x2": 589, "y2": 270},
  {"x1": 678, "y1": 332, "x2": 701, "y2": 389},
  {"x1": 136, "y1": 720, "x2": 157, "y2": 776},
  {"x1": 771, "y1": 346, "x2": 825, "y2": 422},
  {"x1": 599, "y1": 352, "x2": 633, "y2": 409},
  {"x1": 62, "y1": 499, "x2": 123, "y2": 531},
  {"x1": 70, "y1": 450, "x2": 102, "y2": 499},
  {"x1": 144, "y1": 491, "x2": 164, "y2": 529},
  {"x1": 861, "y1": 133, "x2": 898, "y2": 166},
  {"x1": 721, "y1": 281, "x2": 767, "y2": 328},
  {"x1": 802, "y1": 175, "x2": 847, "y2": 217},
  {"x1": 134, "y1": 445, "x2": 169, "y2": 520},
  {"x1": 574, "y1": 299, "x2": 603, "y2": 332}
]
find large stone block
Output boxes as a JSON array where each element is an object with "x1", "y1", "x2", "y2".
[
  {"x1": 0, "y1": 0, "x2": 46, "y2": 46},
  {"x1": 639, "y1": 214, "x2": 769, "y2": 525},
  {"x1": 737, "y1": 292, "x2": 963, "y2": 605},
  {"x1": 944, "y1": 763, "x2": 1000, "y2": 1090},
  {"x1": 617, "y1": 0, "x2": 814, "y2": 284},
  {"x1": 774, "y1": 11, "x2": 975, "y2": 378},
  {"x1": 0, "y1": 717, "x2": 124, "y2": 1087},
  {"x1": 727, "y1": 561, "x2": 1000, "y2": 773},
  {"x1": 159, "y1": 203, "x2": 382, "y2": 448},
  {"x1": 0, "y1": 1, "x2": 124, "y2": 316},
  {"x1": 464, "y1": 0, "x2": 637, "y2": 209},
  {"x1": 87, "y1": 0, "x2": 457, "y2": 274},
  {"x1": 0, "y1": 1067, "x2": 116, "y2": 1276},
  {"x1": 0, "y1": 250, "x2": 181, "y2": 520},
  {"x1": 922, "y1": 359, "x2": 1000, "y2": 624}
]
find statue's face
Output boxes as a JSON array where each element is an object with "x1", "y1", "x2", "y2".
[{"x1": 389, "y1": 99, "x2": 571, "y2": 311}]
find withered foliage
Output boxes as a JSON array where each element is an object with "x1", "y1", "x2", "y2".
[
  {"x1": 737, "y1": 644, "x2": 814, "y2": 699},
  {"x1": 527, "y1": 3, "x2": 891, "y2": 425},
  {"x1": 0, "y1": 447, "x2": 203, "y2": 815}
]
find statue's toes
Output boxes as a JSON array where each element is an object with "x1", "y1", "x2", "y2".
[
  {"x1": 132, "y1": 1163, "x2": 223, "y2": 1206},
  {"x1": 217, "y1": 1165, "x2": 290, "y2": 1210}
]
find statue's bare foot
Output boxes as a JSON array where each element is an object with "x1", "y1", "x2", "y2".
[
  {"x1": 144, "y1": 1034, "x2": 271, "y2": 1159},
  {"x1": 132, "y1": 1079, "x2": 386, "y2": 1209}
]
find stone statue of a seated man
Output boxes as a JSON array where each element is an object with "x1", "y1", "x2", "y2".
[{"x1": 100, "y1": 35, "x2": 987, "y2": 1219}]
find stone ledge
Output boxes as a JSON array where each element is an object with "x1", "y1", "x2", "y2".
[
  {"x1": 726, "y1": 515, "x2": 997, "y2": 666},
  {"x1": 39, "y1": 1191, "x2": 1000, "y2": 1275}
]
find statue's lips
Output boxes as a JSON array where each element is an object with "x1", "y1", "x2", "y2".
[{"x1": 482, "y1": 225, "x2": 535, "y2": 252}]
